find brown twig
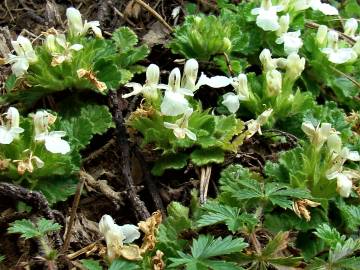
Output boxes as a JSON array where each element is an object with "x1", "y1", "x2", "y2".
[
  {"x1": 61, "y1": 174, "x2": 85, "y2": 254},
  {"x1": 109, "y1": 91, "x2": 150, "y2": 220},
  {"x1": 199, "y1": 166, "x2": 212, "y2": 204},
  {"x1": 80, "y1": 170, "x2": 125, "y2": 206},
  {"x1": 82, "y1": 138, "x2": 116, "y2": 164},
  {"x1": 134, "y1": 0, "x2": 173, "y2": 32},
  {"x1": 0, "y1": 182, "x2": 62, "y2": 248},
  {"x1": 223, "y1": 52, "x2": 234, "y2": 77}
]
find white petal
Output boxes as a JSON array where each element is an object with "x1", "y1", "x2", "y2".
[
  {"x1": 251, "y1": 8, "x2": 261, "y2": 15},
  {"x1": 222, "y1": 92, "x2": 240, "y2": 113},
  {"x1": 69, "y1": 44, "x2": 83, "y2": 51},
  {"x1": 185, "y1": 129, "x2": 197, "y2": 141},
  {"x1": 0, "y1": 127, "x2": 14, "y2": 144},
  {"x1": 161, "y1": 91, "x2": 191, "y2": 116},
  {"x1": 336, "y1": 174, "x2": 352, "y2": 197},
  {"x1": 301, "y1": 122, "x2": 315, "y2": 138},
  {"x1": 327, "y1": 48, "x2": 356, "y2": 64},
  {"x1": 164, "y1": 122, "x2": 178, "y2": 130},
  {"x1": 178, "y1": 88, "x2": 194, "y2": 96},
  {"x1": 318, "y1": 3, "x2": 339, "y2": 15},
  {"x1": 44, "y1": 136, "x2": 71, "y2": 154},
  {"x1": 346, "y1": 150, "x2": 360, "y2": 161},
  {"x1": 33, "y1": 156, "x2": 44, "y2": 168},
  {"x1": 118, "y1": 224, "x2": 141, "y2": 243},
  {"x1": 122, "y1": 83, "x2": 143, "y2": 98},
  {"x1": 11, "y1": 57, "x2": 29, "y2": 77},
  {"x1": 327, "y1": 133, "x2": 342, "y2": 153},
  {"x1": 99, "y1": 215, "x2": 115, "y2": 234},
  {"x1": 256, "y1": 10, "x2": 280, "y2": 31}
]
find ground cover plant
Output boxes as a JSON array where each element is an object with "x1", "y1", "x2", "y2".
[{"x1": 0, "y1": 0, "x2": 359, "y2": 269}]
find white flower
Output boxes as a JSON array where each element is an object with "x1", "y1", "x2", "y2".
[
  {"x1": 251, "y1": 0, "x2": 283, "y2": 31},
  {"x1": 66, "y1": 7, "x2": 102, "y2": 38},
  {"x1": 276, "y1": 30, "x2": 303, "y2": 55},
  {"x1": 45, "y1": 34, "x2": 83, "y2": 66},
  {"x1": 33, "y1": 110, "x2": 70, "y2": 154},
  {"x1": 266, "y1": 69, "x2": 282, "y2": 96},
  {"x1": 344, "y1": 18, "x2": 358, "y2": 38},
  {"x1": 99, "y1": 215, "x2": 141, "y2": 260},
  {"x1": 5, "y1": 36, "x2": 38, "y2": 77},
  {"x1": 336, "y1": 173, "x2": 353, "y2": 197},
  {"x1": 321, "y1": 31, "x2": 357, "y2": 64},
  {"x1": 294, "y1": 0, "x2": 338, "y2": 15},
  {"x1": 245, "y1": 109, "x2": 273, "y2": 139},
  {"x1": 285, "y1": 53, "x2": 306, "y2": 80},
  {"x1": 301, "y1": 122, "x2": 333, "y2": 150},
  {"x1": 160, "y1": 68, "x2": 193, "y2": 116},
  {"x1": 0, "y1": 107, "x2": 24, "y2": 144},
  {"x1": 181, "y1": 59, "x2": 231, "y2": 92},
  {"x1": 316, "y1": 25, "x2": 328, "y2": 47},
  {"x1": 259, "y1": 49, "x2": 278, "y2": 72},
  {"x1": 123, "y1": 64, "x2": 163, "y2": 100},
  {"x1": 164, "y1": 109, "x2": 196, "y2": 140},
  {"x1": 222, "y1": 74, "x2": 250, "y2": 113}
]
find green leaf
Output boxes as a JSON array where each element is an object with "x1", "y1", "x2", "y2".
[
  {"x1": 8, "y1": 219, "x2": 40, "y2": 239},
  {"x1": 152, "y1": 153, "x2": 188, "y2": 176},
  {"x1": 109, "y1": 259, "x2": 140, "y2": 270},
  {"x1": 314, "y1": 224, "x2": 346, "y2": 249},
  {"x1": 36, "y1": 218, "x2": 62, "y2": 235},
  {"x1": 81, "y1": 259, "x2": 103, "y2": 270},
  {"x1": 8, "y1": 218, "x2": 61, "y2": 239},
  {"x1": 169, "y1": 235, "x2": 247, "y2": 269},
  {"x1": 329, "y1": 238, "x2": 360, "y2": 264},
  {"x1": 196, "y1": 202, "x2": 257, "y2": 232},
  {"x1": 37, "y1": 177, "x2": 78, "y2": 205},
  {"x1": 191, "y1": 148, "x2": 224, "y2": 166},
  {"x1": 112, "y1": 27, "x2": 139, "y2": 51},
  {"x1": 5, "y1": 74, "x2": 16, "y2": 91},
  {"x1": 262, "y1": 232, "x2": 290, "y2": 258}
]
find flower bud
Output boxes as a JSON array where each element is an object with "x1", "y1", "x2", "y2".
[
  {"x1": 182, "y1": 59, "x2": 198, "y2": 91},
  {"x1": 45, "y1": 34, "x2": 57, "y2": 52},
  {"x1": 327, "y1": 133, "x2": 342, "y2": 154},
  {"x1": 33, "y1": 111, "x2": 56, "y2": 136},
  {"x1": 66, "y1": 7, "x2": 83, "y2": 35},
  {"x1": 146, "y1": 64, "x2": 160, "y2": 85},
  {"x1": 223, "y1": 37, "x2": 232, "y2": 52},
  {"x1": 285, "y1": 53, "x2": 305, "y2": 80},
  {"x1": 277, "y1": 14, "x2": 290, "y2": 36},
  {"x1": 327, "y1": 30, "x2": 339, "y2": 49},
  {"x1": 344, "y1": 18, "x2": 358, "y2": 37},
  {"x1": 260, "y1": 49, "x2": 277, "y2": 72},
  {"x1": 266, "y1": 69, "x2": 282, "y2": 96},
  {"x1": 235, "y1": 73, "x2": 250, "y2": 100},
  {"x1": 6, "y1": 107, "x2": 20, "y2": 129},
  {"x1": 316, "y1": 25, "x2": 328, "y2": 47}
]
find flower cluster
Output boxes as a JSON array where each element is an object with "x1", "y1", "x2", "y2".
[
  {"x1": 302, "y1": 122, "x2": 360, "y2": 197},
  {"x1": 123, "y1": 59, "x2": 230, "y2": 140},
  {"x1": 0, "y1": 107, "x2": 70, "y2": 175},
  {"x1": 1, "y1": 7, "x2": 102, "y2": 77},
  {"x1": 316, "y1": 19, "x2": 359, "y2": 64}
]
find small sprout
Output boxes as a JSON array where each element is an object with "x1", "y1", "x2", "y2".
[{"x1": 251, "y1": 0, "x2": 284, "y2": 32}]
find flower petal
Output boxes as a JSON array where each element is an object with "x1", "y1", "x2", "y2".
[
  {"x1": 222, "y1": 92, "x2": 240, "y2": 113},
  {"x1": 118, "y1": 224, "x2": 141, "y2": 243},
  {"x1": 45, "y1": 136, "x2": 70, "y2": 154}
]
